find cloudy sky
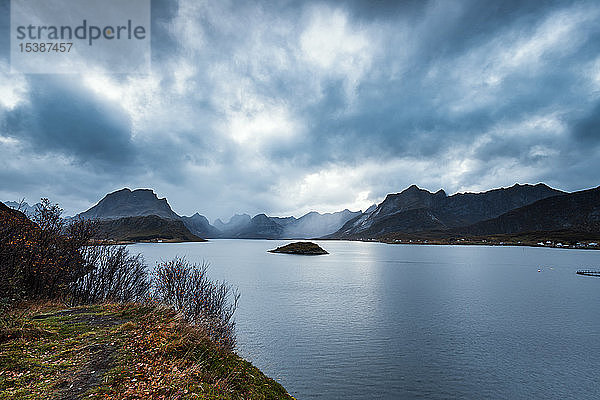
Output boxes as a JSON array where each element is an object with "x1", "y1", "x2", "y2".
[{"x1": 1, "y1": 0, "x2": 599, "y2": 221}]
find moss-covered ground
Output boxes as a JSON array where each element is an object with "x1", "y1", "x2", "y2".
[{"x1": 0, "y1": 303, "x2": 293, "y2": 400}]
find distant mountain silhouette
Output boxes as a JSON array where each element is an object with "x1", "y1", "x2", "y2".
[
  {"x1": 181, "y1": 213, "x2": 222, "y2": 238},
  {"x1": 79, "y1": 188, "x2": 180, "y2": 220},
  {"x1": 214, "y1": 210, "x2": 362, "y2": 239},
  {"x1": 76, "y1": 189, "x2": 359, "y2": 241},
  {"x1": 78, "y1": 188, "x2": 203, "y2": 241},
  {"x1": 458, "y1": 186, "x2": 600, "y2": 235},
  {"x1": 329, "y1": 183, "x2": 563, "y2": 238},
  {"x1": 231, "y1": 214, "x2": 285, "y2": 239},
  {"x1": 70, "y1": 182, "x2": 598, "y2": 243},
  {"x1": 213, "y1": 214, "x2": 252, "y2": 236},
  {"x1": 282, "y1": 210, "x2": 361, "y2": 238},
  {"x1": 4, "y1": 201, "x2": 40, "y2": 218}
]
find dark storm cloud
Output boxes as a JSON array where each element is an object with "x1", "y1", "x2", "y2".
[
  {"x1": 3, "y1": 76, "x2": 136, "y2": 168},
  {"x1": 269, "y1": 0, "x2": 600, "y2": 169},
  {"x1": 571, "y1": 101, "x2": 600, "y2": 145}
]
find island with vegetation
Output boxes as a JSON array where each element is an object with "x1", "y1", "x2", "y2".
[
  {"x1": 0, "y1": 200, "x2": 293, "y2": 399},
  {"x1": 269, "y1": 242, "x2": 328, "y2": 255}
]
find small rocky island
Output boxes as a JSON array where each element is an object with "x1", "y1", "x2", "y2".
[{"x1": 268, "y1": 242, "x2": 329, "y2": 255}]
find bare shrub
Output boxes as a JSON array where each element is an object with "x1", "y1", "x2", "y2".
[
  {"x1": 32, "y1": 198, "x2": 64, "y2": 235},
  {"x1": 70, "y1": 245, "x2": 150, "y2": 305},
  {"x1": 153, "y1": 256, "x2": 240, "y2": 349},
  {"x1": 0, "y1": 199, "x2": 98, "y2": 301}
]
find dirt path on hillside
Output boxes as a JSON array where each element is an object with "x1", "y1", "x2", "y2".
[{"x1": 33, "y1": 308, "x2": 124, "y2": 400}]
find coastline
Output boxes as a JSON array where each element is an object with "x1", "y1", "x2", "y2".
[{"x1": 116, "y1": 237, "x2": 600, "y2": 250}]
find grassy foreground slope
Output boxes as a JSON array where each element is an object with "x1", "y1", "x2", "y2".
[{"x1": 0, "y1": 304, "x2": 293, "y2": 400}]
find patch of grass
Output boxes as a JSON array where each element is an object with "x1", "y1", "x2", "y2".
[{"x1": 0, "y1": 303, "x2": 293, "y2": 400}]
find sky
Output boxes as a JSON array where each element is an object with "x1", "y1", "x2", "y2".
[{"x1": 1, "y1": 0, "x2": 599, "y2": 222}]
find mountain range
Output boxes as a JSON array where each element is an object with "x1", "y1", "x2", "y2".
[
  {"x1": 457, "y1": 186, "x2": 600, "y2": 236},
  {"x1": 214, "y1": 210, "x2": 362, "y2": 239},
  {"x1": 5, "y1": 183, "x2": 598, "y2": 244},
  {"x1": 327, "y1": 183, "x2": 564, "y2": 239},
  {"x1": 71, "y1": 188, "x2": 362, "y2": 241},
  {"x1": 4, "y1": 201, "x2": 40, "y2": 218}
]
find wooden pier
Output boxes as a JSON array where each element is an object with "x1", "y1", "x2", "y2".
[{"x1": 576, "y1": 270, "x2": 600, "y2": 277}]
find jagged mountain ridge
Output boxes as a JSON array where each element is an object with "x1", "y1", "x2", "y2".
[
  {"x1": 75, "y1": 189, "x2": 360, "y2": 240},
  {"x1": 216, "y1": 209, "x2": 362, "y2": 239},
  {"x1": 44, "y1": 182, "x2": 593, "y2": 242},
  {"x1": 77, "y1": 188, "x2": 202, "y2": 241},
  {"x1": 330, "y1": 183, "x2": 564, "y2": 238},
  {"x1": 180, "y1": 213, "x2": 222, "y2": 238},
  {"x1": 457, "y1": 186, "x2": 600, "y2": 235},
  {"x1": 230, "y1": 214, "x2": 285, "y2": 239}
]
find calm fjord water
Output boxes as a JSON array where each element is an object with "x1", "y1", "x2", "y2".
[{"x1": 131, "y1": 240, "x2": 600, "y2": 400}]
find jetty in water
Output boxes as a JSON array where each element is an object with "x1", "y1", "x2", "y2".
[{"x1": 576, "y1": 270, "x2": 600, "y2": 277}]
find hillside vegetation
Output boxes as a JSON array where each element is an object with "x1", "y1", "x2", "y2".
[
  {"x1": 0, "y1": 199, "x2": 292, "y2": 399},
  {"x1": 0, "y1": 304, "x2": 292, "y2": 400},
  {"x1": 94, "y1": 215, "x2": 205, "y2": 243}
]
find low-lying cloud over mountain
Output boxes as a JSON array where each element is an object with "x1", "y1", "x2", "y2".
[
  {"x1": 74, "y1": 188, "x2": 362, "y2": 239},
  {"x1": 7, "y1": 182, "x2": 597, "y2": 242},
  {"x1": 1, "y1": 0, "x2": 600, "y2": 218}
]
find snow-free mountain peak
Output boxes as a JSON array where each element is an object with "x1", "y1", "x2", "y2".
[{"x1": 78, "y1": 188, "x2": 180, "y2": 221}]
